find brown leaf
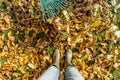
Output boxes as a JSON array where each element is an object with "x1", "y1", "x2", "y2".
[{"x1": 105, "y1": 31, "x2": 109, "y2": 40}]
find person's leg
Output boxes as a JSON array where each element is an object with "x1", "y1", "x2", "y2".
[
  {"x1": 64, "y1": 66, "x2": 84, "y2": 80},
  {"x1": 37, "y1": 65, "x2": 59, "y2": 80},
  {"x1": 64, "y1": 49, "x2": 84, "y2": 80},
  {"x1": 37, "y1": 50, "x2": 60, "y2": 80}
]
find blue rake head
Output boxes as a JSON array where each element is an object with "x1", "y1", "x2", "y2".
[{"x1": 40, "y1": 0, "x2": 68, "y2": 20}]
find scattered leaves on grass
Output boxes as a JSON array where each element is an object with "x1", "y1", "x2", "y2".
[{"x1": 0, "y1": 0, "x2": 120, "y2": 80}]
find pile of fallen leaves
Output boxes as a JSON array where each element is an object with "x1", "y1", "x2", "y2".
[{"x1": 0, "y1": 0, "x2": 120, "y2": 80}]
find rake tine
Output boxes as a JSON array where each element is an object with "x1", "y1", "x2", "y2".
[
  {"x1": 51, "y1": 1, "x2": 59, "y2": 9},
  {"x1": 57, "y1": 1, "x2": 66, "y2": 8},
  {"x1": 40, "y1": 0, "x2": 69, "y2": 20},
  {"x1": 45, "y1": 8, "x2": 51, "y2": 18},
  {"x1": 49, "y1": 2, "x2": 58, "y2": 15}
]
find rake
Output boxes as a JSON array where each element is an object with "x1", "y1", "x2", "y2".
[
  {"x1": 40, "y1": 0, "x2": 69, "y2": 20},
  {"x1": 39, "y1": 0, "x2": 71, "y2": 38}
]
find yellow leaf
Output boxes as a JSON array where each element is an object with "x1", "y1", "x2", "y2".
[
  {"x1": 0, "y1": 62, "x2": 1, "y2": 68},
  {"x1": 0, "y1": 73, "x2": 3, "y2": 79},
  {"x1": 59, "y1": 35, "x2": 67, "y2": 41},
  {"x1": 31, "y1": 0, "x2": 35, "y2": 6},
  {"x1": 115, "y1": 49, "x2": 119, "y2": 55},
  {"x1": 8, "y1": 31, "x2": 12, "y2": 37},
  {"x1": 0, "y1": 36, "x2": 2, "y2": 39},
  {"x1": 7, "y1": 59, "x2": 10, "y2": 64},
  {"x1": 91, "y1": 20, "x2": 101, "y2": 28},
  {"x1": 105, "y1": 31, "x2": 109, "y2": 40},
  {"x1": 45, "y1": 29, "x2": 49, "y2": 34},
  {"x1": 86, "y1": 6, "x2": 91, "y2": 10},
  {"x1": 69, "y1": 36, "x2": 82, "y2": 47},
  {"x1": 18, "y1": 67, "x2": 25, "y2": 74},
  {"x1": 81, "y1": 60, "x2": 86, "y2": 70},
  {"x1": 20, "y1": 57, "x2": 24, "y2": 63},
  {"x1": 76, "y1": 24, "x2": 85, "y2": 31},
  {"x1": 28, "y1": 63, "x2": 36, "y2": 69},
  {"x1": 12, "y1": 0, "x2": 18, "y2": 6},
  {"x1": 98, "y1": 36, "x2": 102, "y2": 41},
  {"x1": 114, "y1": 55, "x2": 117, "y2": 62},
  {"x1": 22, "y1": 72, "x2": 29, "y2": 79},
  {"x1": 13, "y1": 72, "x2": 22, "y2": 77},
  {"x1": 23, "y1": 56, "x2": 29, "y2": 64},
  {"x1": 0, "y1": 52, "x2": 5, "y2": 57},
  {"x1": 99, "y1": 48, "x2": 106, "y2": 54}
]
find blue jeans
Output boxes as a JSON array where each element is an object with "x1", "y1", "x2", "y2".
[{"x1": 37, "y1": 65, "x2": 84, "y2": 80}]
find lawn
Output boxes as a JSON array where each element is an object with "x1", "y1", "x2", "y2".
[{"x1": 0, "y1": 0, "x2": 120, "y2": 80}]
